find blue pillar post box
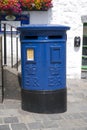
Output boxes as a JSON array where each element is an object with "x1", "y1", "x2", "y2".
[{"x1": 18, "y1": 25, "x2": 70, "y2": 113}]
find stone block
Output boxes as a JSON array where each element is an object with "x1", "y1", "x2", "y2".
[
  {"x1": 0, "y1": 125, "x2": 10, "y2": 130},
  {"x1": 4, "y1": 117, "x2": 19, "y2": 123},
  {"x1": 11, "y1": 123, "x2": 28, "y2": 130}
]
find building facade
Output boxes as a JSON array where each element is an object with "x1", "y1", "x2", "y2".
[
  {"x1": 1, "y1": 0, "x2": 87, "y2": 79},
  {"x1": 27, "y1": 0, "x2": 87, "y2": 79}
]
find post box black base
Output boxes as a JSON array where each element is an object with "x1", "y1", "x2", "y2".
[{"x1": 21, "y1": 88, "x2": 67, "y2": 113}]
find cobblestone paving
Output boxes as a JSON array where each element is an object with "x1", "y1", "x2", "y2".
[{"x1": 0, "y1": 79, "x2": 87, "y2": 130}]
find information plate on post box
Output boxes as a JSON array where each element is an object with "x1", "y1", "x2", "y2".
[{"x1": 27, "y1": 49, "x2": 34, "y2": 61}]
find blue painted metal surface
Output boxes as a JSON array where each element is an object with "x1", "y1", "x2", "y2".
[{"x1": 18, "y1": 25, "x2": 70, "y2": 91}]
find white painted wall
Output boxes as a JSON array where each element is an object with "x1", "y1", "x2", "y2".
[{"x1": 29, "y1": 0, "x2": 87, "y2": 79}]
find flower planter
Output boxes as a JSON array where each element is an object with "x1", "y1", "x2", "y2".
[{"x1": 0, "y1": 0, "x2": 53, "y2": 14}]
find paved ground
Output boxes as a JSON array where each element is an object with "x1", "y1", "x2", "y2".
[{"x1": 0, "y1": 79, "x2": 87, "y2": 130}]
